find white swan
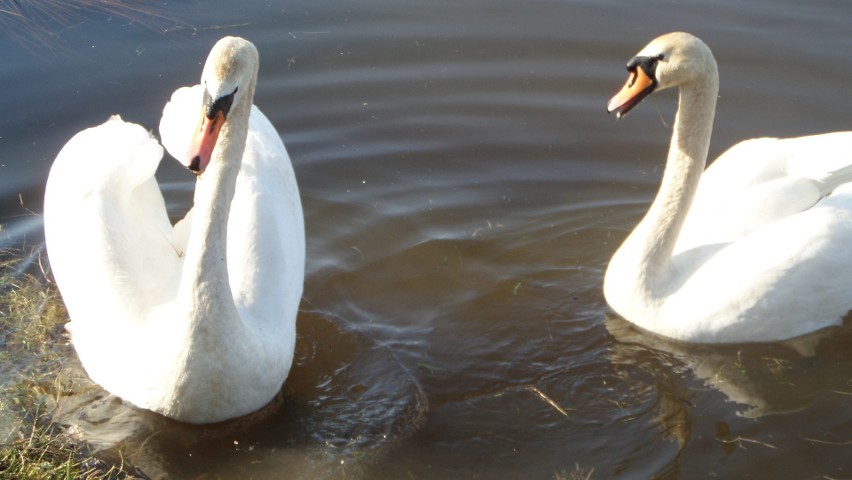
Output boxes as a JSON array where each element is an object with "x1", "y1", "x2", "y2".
[
  {"x1": 604, "y1": 32, "x2": 852, "y2": 343},
  {"x1": 43, "y1": 36, "x2": 305, "y2": 423}
]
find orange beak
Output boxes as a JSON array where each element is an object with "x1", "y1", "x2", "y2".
[
  {"x1": 607, "y1": 66, "x2": 656, "y2": 119},
  {"x1": 186, "y1": 108, "x2": 225, "y2": 175}
]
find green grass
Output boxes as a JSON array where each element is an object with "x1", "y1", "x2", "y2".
[
  {"x1": 0, "y1": 250, "x2": 142, "y2": 479},
  {"x1": 0, "y1": 403, "x2": 135, "y2": 479}
]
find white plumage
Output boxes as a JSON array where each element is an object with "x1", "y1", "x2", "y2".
[
  {"x1": 44, "y1": 37, "x2": 305, "y2": 423},
  {"x1": 604, "y1": 32, "x2": 852, "y2": 343}
]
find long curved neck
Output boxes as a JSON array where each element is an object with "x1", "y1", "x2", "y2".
[
  {"x1": 178, "y1": 79, "x2": 255, "y2": 333},
  {"x1": 625, "y1": 69, "x2": 718, "y2": 292}
]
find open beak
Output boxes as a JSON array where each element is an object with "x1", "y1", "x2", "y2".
[{"x1": 607, "y1": 66, "x2": 656, "y2": 119}]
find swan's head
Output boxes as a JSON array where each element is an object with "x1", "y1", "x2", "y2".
[
  {"x1": 607, "y1": 32, "x2": 716, "y2": 119},
  {"x1": 185, "y1": 36, "x2": 259, "y2": 175}
]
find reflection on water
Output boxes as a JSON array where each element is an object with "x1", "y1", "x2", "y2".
[
  {"x1": 606, "y1": 313, "x2": 852, "y2": 477},
  {"x1": 1, "y1": 0, "x2": 852, "y2": 478},
  {"x1": 608, "y1": 313, "x2": 852, "y2": 417}
]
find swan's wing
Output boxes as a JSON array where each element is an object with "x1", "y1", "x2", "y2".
[
  {"x1": 159, "y1": 85, "x2": 204, "y2": 163},
  {"x1": 44, "y1": 117, "x2": 181, "y2": 335},
  {"x1": 667, "y1": 191, "x2": 852, "y2": 342},
  {"x1": 676, "y1": 132, "x2": 852, "y2": 251},
  {"x1": 227, "y1": 106, "x2": 305, "y2": 329}
]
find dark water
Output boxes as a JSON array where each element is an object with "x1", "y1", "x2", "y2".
[{"x1": 2, "y1": 0, "x2": 852, "y2": 478}]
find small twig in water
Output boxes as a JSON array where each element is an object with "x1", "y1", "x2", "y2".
[
  {"x1": 526, "y1": 385, "x2": 570, "y2": 417},
  {"x1": 799, "y1": 434, "x2": 852, "y2": 446},
  {"x1": 164, "y1": 21, "x2": 253, "y2": 34},
  {"x1": 18, "y1": 193, "x2": 38, "y2": 216},
  {"x1": 717, "y1": 435, "x2": 778, "y2": 450}
]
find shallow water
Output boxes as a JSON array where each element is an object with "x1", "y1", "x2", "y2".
[{"x1": 2, "y1": 0, "x2": 852, "y2": 478}]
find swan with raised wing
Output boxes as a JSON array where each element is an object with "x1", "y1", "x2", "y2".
[
  {"x1": 604, "y1": 32, "x2": 852, "y2": 343},
  {"x1": 44, "y1": 36, "x2": 305, "y2": 423}
]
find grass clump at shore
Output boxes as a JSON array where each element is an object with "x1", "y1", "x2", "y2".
[
  {"x1": 1, "y1": 404, "x2": 135, "y2": 480},
  {"x1": 0, "y1": 251, "x2": 143, "y2": 479}
]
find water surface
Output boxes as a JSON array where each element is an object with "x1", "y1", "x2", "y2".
[{"x1": 1, "y1": 0, "x2": 851, "y2": 478}]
